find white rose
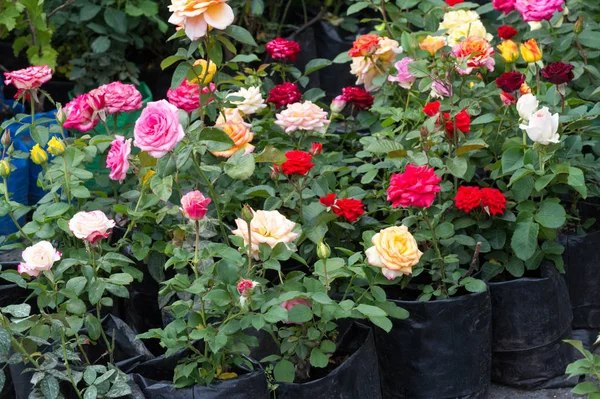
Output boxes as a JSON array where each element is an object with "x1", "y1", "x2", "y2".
[
  {"x1": 69, "y1": 210, "x2": 116, "y2": 243},
  {"x1": 228, "y1": 86, "x2": 266, "y2": 115},
  {"x1": 519, "y1": 106, "x2": 560, "y2": 145},
  {"x1": 18, "y1": 241, "x2": 61, "y2": 277},
  {"x1": 517, "y1": 94, "x2": 539, "y2": 121}
]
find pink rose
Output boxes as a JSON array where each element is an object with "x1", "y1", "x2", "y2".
[
  {"x1": 62, "y1": 94, "x2": 98, "y2": 132},
  {"x1": 387, "y1": 164, "x2": 442, "y2": 208},
  {"x1": 69, "y1": 211, "x2": 116, "y2": 244},
  {"x1": 167, "y1": 80, "x2": 215, "y2": 113},
  {"x1": 18, "y1": 241, "x2": 61, "y2": 277},
  {"x1": 388, "y1": 58, "x2": 416, "y2": 89},
  {"x1": 515, "y1": 0, "x2": 564, "y2": 22},
  {"x1": 106, "y1": 135, "x2": 132, "y2": 183},
  {"x1": 4, "y1": 65, "x2": 52, "y2": 90},
  {"x1": 180, "y1": 190, "x2": 211, "y2": 220},
  {"x1": 493, "y1": 0, "x2": 516, "y2": 14},
  {"x1": 280, "y1": 298, "x2": 312, "y2": 324},
  {"x1": 97, "y1": 82, "x2": 143, "y2": 114},
  {"x1": 133, "y1": 100, "x2": 185, "y2": 158}
]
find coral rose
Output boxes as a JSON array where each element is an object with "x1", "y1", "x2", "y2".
[
  {"x1": 266, "y1": 38, "x2": 301, "y2": 62},
  {"x1": 452, "y1": 36, "x2": 495, "y2": 74},
  {"x1": 497, "y1": 25, "x2": 518, "y2": 40},
  {"x1": 480, "y1": 188, "x2": 507, "y2": 216},
  {"x1": 515, "y1": 0, "x2": 564, "y2": 22},
  {"x1": 366, "y1": 226, "x2": 423, "y2": 280},
  {"x1": 69, "y1": 210, "x2": 116, "y2": 244},
  {"x1": 212, "y1": 119, "x2": 254, "y2": 158},
  {"x1": 63, "y1": 94, "x2": 98, "y2": 132},
  {"x1": 541, "y1": 62, "x2": 574, "y2": 85},
  {"x1": 106, "y1": 135, "x2": 132, "y2": 183},
  {"x1": 454, "y1": 186, "x2": 482, "y2": 213},
  {"x1": 495, "y1": 71, "x2": 526, "y2": 92},
  {"x1": 18, "y1": 241, "x2": 61, "y2": 277},
  {"x1": 228, "y1": 86, "x2": 266, "y2": 115},
  {"x1": 281, "y1": 150, "x2": 314, "y2": 176},
  {"x1": 388, "y1": 58, "x2": 416, "y2": 89},
  {"x1": 167, "y1": 79, "x2": 215, "y2": 113},
  {"x1": 134, "y1": 100, "x2": 185, "y2": 158},
  {"x1": 341, "y1": 86, "x2": 374, "y2": 110},
  {"x1": 333, "y1": 198, "x2": 365, "y2": 223},
  {"x1": 232, "y1": 210, "x2": 299, "y2": 259},
  {"x1": 275, "y1": 101, "x2": 330, "y2": 135},
  {"x1": 168, "y1": 0, "x2": 234, "y2": 40},
  {"x1": 419, "y1": 36, "x2": 446, "y2": 56},
  {"x1": 97, "y1": 82, "x2": 142, "y2": 114},
  {"x1": 387, "y1": 164, "x2": 441, "y2": 208},
  {"x1": 180, "y1": 190, "x2": 211, "y2": 220},
  {"x1": 267, "y1": 82, "x2": 302, "y2": 108},
  {"x1": 4, "y1": 65, "x2": 52, "y2": 91},
  {"x1": 348, "y1": 34, "x2": 381, "y2": 57},
  {"x1": 500, "y1": 91, "x2": 516, "y2": 105}
]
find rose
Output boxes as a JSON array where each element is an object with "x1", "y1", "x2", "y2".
[
  {"x1": 519, "y1": 106, "x2": 560, "y2": 145},
  {"x1": 97, "y1": 82, "x2": 142, "y2": 114},
  {"x1": 281, "y1": 150, "x2": 314, "y2": 176},
  {"x1": 495, "y1": 71, "x2": 526, "y2": 92},
  {"x1": 265, "y1": 38, "x2": 301, "y2": 61},
  {"x1": 444, "y1": 109, "x2": 471, "y2": 137},
  {"x1": 497, "y1": 40, "x2": 519, "y2": 63},
  {"x1": 237, "y1": 279, "x2": 259, "y2": 306},
  {"x1": 480, "y1": 188, "x2": 507, "y2": 216},
  {"x1": 320, "y1": 194, "x2": 336, "y2": 208},
  {"x1": 280, "y1": 298, "x2": 312, "y2": 324},
  {"x1": 168, "y1": 0, "x2": 234, "y2": 40},
  {"x1": 516, "y1": 93, "x2": 539, "y2": 121},
  {"x1": 330, "y1": 95, "x2": 347, "y2": 113},
  {"x1": 388, "y1": 58, "x2": 416, "y2": 89},
  {"x1": 167, "y1": 79, "x2": 215, "y2": 113},
  {"x1": 493, "y1": 0, "x2": 516, "y2": 13},
  {"x1": 4, "y1": 65, "x2": 52, "y2": 91},
  {"x1": 447, "y1": 20, "x2": 492, "y2": 45},
  {"x1": 232, "y1": 210, "x2": 298, "y2": 259},
  {"x1": 275, "y1": 101, "x2": 330, "y2": 135},
  {"x1": 431, "y1": 80, "x2": 453, "y2": 98},
  {"x1": 332, "y1": 198, "x2": 365, "y2": 223},
  {"x1": 30, "y1": 144, "x2": 48, "y2": 165},
  {"x1": 267, "y1": 82, "x2": 302, "y2": 108},
  {"x1": 446, "y1": 0, "x2": 464, "y2": 5},
  {"x1": 309, "y1": 143, "x2": 323, "y2": 156},
  {"x1": 63, "y1": 94, "x2": 98, "y2": 132},
  {"x1": 520, "y1": 82, "x2": 532, "y2": 95},
  {"x1": 541, "y1": 62, "x2": 575, "y2": 85},
  {"x1": 497, "y1": 25, "x2": 518, "y2": 40},
  {"x1": 18, "y1": 241, "x2": 61, "y2": 277},
  {"x1": 47, "y1": 137, "x2": 66, "y2": 156},
  {"x1": 180, "y1": 190, "x2": 211, "y2": 220},
  {"x1": 106, "y1": 135, "x2": 132, "y2": 183},
  {"x1": 423, "y1": 101, "x2": 440, "y2": 116},
  {"x1": 500, "y1": 91, "x2": 516, "y2": 105},
  {"x1": 439, "y1": 10, "x2": 481, "y2": 32},
  {"x1": 452, "y1": 36, "x2": 495, "y2": 75},
  {"x1": 515, "y1": 0, "x2": 564, "y2": 22},
  {"x1": 350, "y1": 37, "x2": 401, "y2": 91},
  {"x1": 419, "y1": 36, "x2": 446, "y2": 56},
  {"x1": 341, "y1": 86, "x2": 374, "y2": 109},
  {"x1": 365, "y1": 226, "x2": 423, "y2": 280},
  {"x1": 69, "y1": 210, "x2": 116, "y2": 244},
  {"x1": 520, "y1": 39, "x2": 542, "y2": 63},
  {"x1": 455, "y1": 186, "x2": 482, "y2": 213},
  {"x1": 348, "y1": 34, "x2": 381, "y2": 57},
  {"x1": 387, "y1": 164, "x2": 442, "y2": 208},
  {"x1": 211, "y1": 119, "x2": 254, "y2": 158},
  {"x1": 134, "y1": 100, "x2": 185, "y2": 158},
  {"x1": 228, "y1": 86, "x2": 267, "y2": 115},
  {"x1": 188, "y1": 59, "x2": 217, "y2": 85}
]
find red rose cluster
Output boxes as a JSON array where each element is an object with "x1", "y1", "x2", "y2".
[
  {"x1": 421, "y1": 102, "x2": 471, "y2": 138},
  {"x1": 266, "y1": 38, "x2": 301, "y2": 62},
  {"x1": 281, "y1": 150, "x2": 314, "y2": 176},
  {"x1": 454, "y1": 186, "x2": 507, "y2": 216},
  {"x1": 319, "y1": 193, "x2": 365, "y2": 223},
  {"x1": 340, "y1": 86, "x2": 374, "y2": 110},
  {"x1": 268, "y1": 82, "x2": 302, "y2": 108},
  {"x1": 387, "y1": 164, "x2": 441, "y2": 208}
]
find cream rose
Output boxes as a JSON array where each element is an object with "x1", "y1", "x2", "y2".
[
  {"x1": 447, "y1": 21, "x2": 493, "y2": 45},
  {"x1": 18, "y1": 241, "x2": 62, "y2": 277},
  {"x1": 231, "y1": 210, "x2": 299, "y2": 259},
  {"x1": 519, "y1": 106, "x2": 560, "y2": 145},
  {"x1": 439, "y1": 10, "x2": 481, "y2": 32},
  {"x1": 228, "y1": 86, "x2": 266, "y2": 115},
  {"x1": 69, "y1": 211, "x2": 116, "y2": 244},
  {"x1": 365, "y1": 226, "x2": 423, "y2": 280}
]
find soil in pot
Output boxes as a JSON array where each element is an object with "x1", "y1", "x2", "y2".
[
  {"x1": 488, "y1": 263, "x2": 578, "y2": 389},
  {"x1": 274, "y1": 322, "x2": 382, "y2": 399},
  {"x1": 375, "y1": 289, "x2": 492, "y2": 399}
]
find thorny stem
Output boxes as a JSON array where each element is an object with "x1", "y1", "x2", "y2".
[{"x1": 90, "y1": 246, "x2": 114, "y2": 362}]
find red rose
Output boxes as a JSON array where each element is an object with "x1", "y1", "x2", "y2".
[
  {"x1": 341, "y1": 86, "x2": 374, "y2": 110},
  {"x1": 333, "y1": 198, "x2": 365, "y2": 223},
  {"x1": 267, "y1": 82, "x2": 302, "y2": 108},
  {"x1": 495, "y1": 71, "x2": 525, "y2": 92},
  {"x1": 320, "y1": 194, "x2": 336, "y2": 207},
  {"x1": 445, "y1": 0, "x2": 464, "y2": 5},
  {"x1": 266, "y1": 38, "x2": 301, "y2": 62},
  {"x1": 497, "y1": 25, "x2": 518, "y2": 40},
  {"x1": 480, "y1": 188, "x2": 506, "y2": 216},
  {"x1": 423, "y1": 101, "x2": 441, "y2": 116},
  {"x1": 309, "y1": 142, "x2": 323, "y2": 156},
  {"x1": 444, "y1": 109, "x2": 470, "y2": 138},
  {"x1": 454, "y1": 186, "x2": 482, "y2": 213},
  {"x1": 387, "y1": 164, "x2": 441, "y2": 208},
  {"x1": 541, "y1": 62, "x2": 575, "y2": 85},
  {"x1": 500, "y1": 91, "x2": 516, "y2": 105},
  {"x1": 281, "y1": 150, "x2": 314, "y2": 176}
]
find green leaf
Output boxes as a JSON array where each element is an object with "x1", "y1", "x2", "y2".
[
  {"x1": 369, "y1": 316, "x2": 393, "y2": 332},
  {"x1": 84, "y1": 314, "x2": 102, "y2": 340},
  {"x1": 347, "y1": 1, "x2": 370, "y2": 14},
  {"x1": 171, "y1": 62, "x2": 190, "y2": 90},
  {"x1": 363, "y1": 139, "x2": 403, "y2": 154},
  {"x1": 320, "y1": 340, "x2": 336, "y2": 353},
  {"x1": 568, "y1": 167, "x2": 587, "y2": 198},
  {"x1": 88, "y1": 280, "x2": 105, "y2": 305},
  {"x1": 230, "y1": 54, "x2": 260, "y2": 63},
  {"x1": 572, "y1": 382, "x2": 600, "y2": 395},
  {"x1": 83, "y1": 367, "x2": 97, "y2": 385},
  {"x1": 150, "y1": 175, "x2": 173, "y2": 202},
  {"x1": 91, "y1": 36, "x2": 111, "y2": 53},
  {"x1": 224, "y1": 150, "x2": 255, "y2": 180},
  {"x1": 534, "y1": 201, "x2": 566, "y2": 229},
  {"x1": 40, "y1": 376, "x2": 60, "y2": 399},
  {"x1": 83, "y1": 385, "x2": 98, "y2": 399},
  {"x1": 2, "y1": 304, "x2": 30, "y2": 317},
  {"x1": 160, "y1": 55, "x2": 185, "y2": 70},
  {"x1": 66, "y1": 298, "x2": 86, "y2": 315},
  {"x1": 254, "y1": 146, "x2": 287, "y2": 164},
  {"x1": 108, "y1": 273, "x2": 134, "y2": 286},
  {"x1": 0, "y1": 370, "x2": 5, "y2": 394},
  {"x1": 463, "y1": 278, "x2": 487, "y2": 293},
  {"x1": 198, "y1": 127, "x2": 235, "y2": 151},
  {"x1": 407, "y1": 60, "x2": 429, "y2": 78},
  {"x1": 274, "y1": 359, "x2": 295, "y2": 383},
  {"x1": 356, "y1": 304, "x2": 387, "y2": 317},
  {"x1": 0, "y1": 329, "x2": 10, "y2": 356},
  {"x1": 511, "y1": 221, "x2": 539, "y2": 261},
  {"x1": 204, "y1": 289, "x2": 231, "y2": 306},
  {"x1": 470, "y1": 114, "x2": 495, "y2": 125},
  {"x1": 505, "y1": 258, "x2": 524, "y2": 278},
  {"x1": 80, "y1": 5, "x2": 102, "y2": 21},
  {"x1": 45, "y1": 202, "x2": 70, "y2": 218},
  {"x1": 456, "y1": 139, "x2": 488, "y2": 156},
  {"x1": 304, "y1": 59, "x2": 332, "y2": 76},
  {"x1": 309, "y1": 348, "x2": 329, "y2": 368},
  {"x1": 446, "y1": 157, "x2": 467, "y2": 178},
  {"x1": 303, "y1": 88, "x2": 326, "y2": 102},
  {"x1": 251, "y1": 0, "x2": 264, "y2": 15},
  {"x1": 435, "y1": 222, "x2": 454, "y2": 239},
  {"x1": 224, "y1": 25, "x2": 257, "y2": 46},
  {"x1": 287, "y1": 304, "x2": 312, "y2": 323},
  {"x1": 104, "y1": 8, "x2": 127, "y2": 35},
  {"x1": 502, "y1": 147, "x2": 524, "y2": 174},
  {"x1": 534, "y1": 173, "x2": 555, "y2": 191}
]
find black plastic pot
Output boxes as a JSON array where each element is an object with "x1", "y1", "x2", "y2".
[
  {"x1": 275, "y1": 323, "x2": 381, "y2": 399},
  {"x1": 489, "y1": 264, "x2": 578, "y2": 389},
  {"x1": 374, "y1": 290, "x2": 492, "y2": 399}
]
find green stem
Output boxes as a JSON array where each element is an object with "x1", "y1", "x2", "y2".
[
  {"x1": 62, "y1": 157, "x2": 72, "y2": 204},
  {"x1": 341, "y1": 275, "x2": 356, "y2": 301},
  {"x1": 90, "y1": 246, "x2": 113, "y2": 362},
  {"x1": 3, "y1": 178, "x2": 33, "y2": 243},
  {"x1": 423, "y1": 212, "x2": 447, "y2": 296},
  {"x1": 323, "y1": 258, "x2": 329, "y2": 292},
  {"x1": 60, "y1": 330, "x2": 83, "y2": 399},
  {"x1": 247, "y1": 217, "x2": 253, "y2": 275},
  {"x1": 117, "y1": 186, "x2": 146, "y2": 249},
  {"x1": 193, "y1": 220, "x2": 200, "y2": 280}
]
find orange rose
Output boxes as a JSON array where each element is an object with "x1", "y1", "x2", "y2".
[
  {"x1": 520, "y1": 82, "x2": 532, "y2": 95},
  {"x1": 211, "y1": 120, "x2": 254, "y2": 158},
  {"x1": 419, "y1": 35, "x2": 446, "y2": 56},
  {"x1": 452, "y1": 36, "x2": 495, "y2": 74},
  {"x1": 348, "y1": 34, "x2": 381, "y2": 57}
]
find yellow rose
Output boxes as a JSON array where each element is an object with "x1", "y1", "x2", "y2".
[
  {"x1": 497, "y1": 40, "x2": 519, "y2": 63},
  {"x1": 419, "y1": 35, "x2": 446, "y2": 56},
  {"x1": 30, "y1": 144, "x2": 48, "y2": 165},
  {"x1": 520, "y1": 39, "x2": 542, "y2": 63},
  {"x1": 446, "y1": 21, "x2": 492, "y2": 45},
  {"x1": 232, "y1": 210, "x2": 299, "y2": 259},
  {"x1": 47, "y1": 136, "x2": 66, "y2": 156},
  {"x1": 189, "y1": 59, "x2": 217, "y2": 85},
  {"x1": 365, "y1": 225, "x2": 422, "y2": 280},
  {"x1": 439, "y1": 10, "x2": 481, "y2": 32},
  {"x1": 0, "y1": 159, "x2": 10, "y2": 178}
]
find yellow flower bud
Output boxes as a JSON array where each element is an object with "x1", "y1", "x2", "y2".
[
  {"x1": 47, "y1": 137, "x2": 66, "y2": 156},
  {"x1": 317, "y1": 239, "x2": 331, "y2": 260},
  {"x1": 141, "y1": 170, "x2": 155, "y2": 186},
  {"x1": 189, "y1": 59, "x2": 217, "y2": 85},
  {"x1": 520, "y1": 39, "x2": 542, "y2": 63},
  {"x1": 0, "y1": 159, "x2": 11, "y2": 178},
  {"x1": 30, "y1": 144, "x2": 48, "y2": 165},
  {"x1": 498, "y1": 40, "x2": 519, "y2": 63}
]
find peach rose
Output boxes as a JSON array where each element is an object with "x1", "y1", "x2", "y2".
[
  {"x1": 231, "y1": 210, "x2": 299, "y2": 259},
  {"x1": 168, "y1": 0, "x2": 234, "y2": 40},
  {"x1": 275, "y1": 101, "x2": 330, "y2": 135},
  {"x1": 134, "y1": 100, "x2": 185, "y2": 158},
  {"x1": 211, "y1": 119, "x2": 254, "y2": 158},
  {"x1": 365, "y1": 226, "x2": 423, "y2": 280},
  {"x1": 419, "y1": 36, "x2": 446, "y2": 56},
  {"x1": 18, "y1": 241, "x2": 61, "y2": 277},
  {"x1": 69, "y1": 211, "x2": 116, "y2": 244}
]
